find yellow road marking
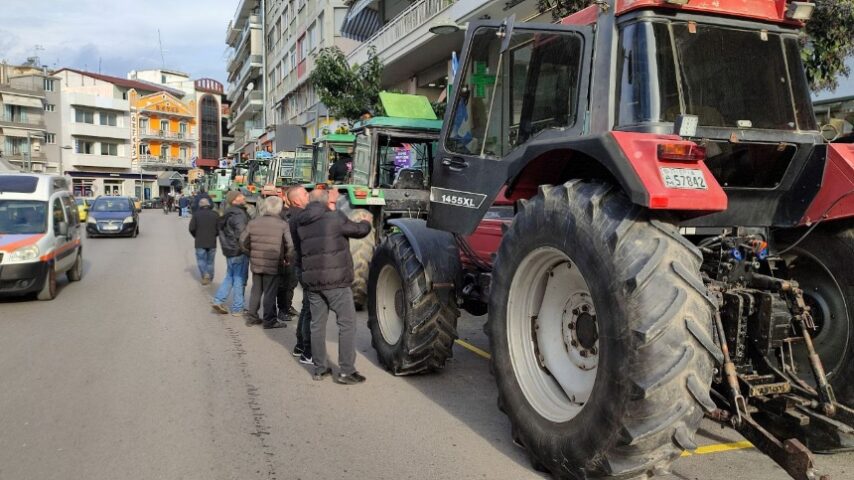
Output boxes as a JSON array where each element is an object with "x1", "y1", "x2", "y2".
[
  {"x1": 453, "y1": 338, "x2": 755, "y2": 458},
  {"x1": 455, "y1": 339, "x2": 492, "y2": 359},
  {"x1": 681, "y1": 441, "x2": 754, "y2": 456}
]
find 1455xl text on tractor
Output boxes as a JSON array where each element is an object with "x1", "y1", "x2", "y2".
[{"x1": 365, "y1": 2, "x2": 854, "y2": 479}]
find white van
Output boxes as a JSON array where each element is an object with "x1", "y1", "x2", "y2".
[{"x1": 0, "y1": 173, "x2": 83, "y2": 300}]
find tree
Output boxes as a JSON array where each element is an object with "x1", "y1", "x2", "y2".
[
  {"x1": 539, "y1": 0, "x2": 854, "y2": 92},
  {"x1": 309, "y1": 45, "x2": 384, "y2": 123}
]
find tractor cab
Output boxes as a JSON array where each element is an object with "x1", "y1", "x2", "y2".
[
  {"x1": 310, "y1": 133, "x2": 356, "y2": 184},
  {"x1": 268, "y1": 148, "x2": 315, "y2": 187}
]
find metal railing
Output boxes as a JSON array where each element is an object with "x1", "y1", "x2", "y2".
[
  {"x1": 139, "y1": 129, "x2": 196, "y2": 141},
  {"x1": 347, "y1": 0, "x2": 452, "y2": 62},
  {"x1": 0, "y1": 113, "x2": 45, "y2": 126},
  {"x1": 139, "y1": 154, "x2": 190, "y2": 166}
]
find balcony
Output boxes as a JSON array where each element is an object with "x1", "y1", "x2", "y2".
[
  {"x1": 139, "y1": 129, "x2": 196, "y2": 143},
  {"x1": 68, "y1": 122, "x2": 129, "y2": 140},
  {"x1": 347, "y1": 0, "x2": 453, "y2": 65},
  {"x1": 68, "y1": 153, "x2": 132, "y2": 170},
  {"x1": 231, "y1": 91, "x2": 263, "y2": 125},
  {"x1": 0, "y1": 112, "x2": 46, "y2": 131},
  {"x1": 139, "y1": 154, "x2": 191, "y2": 169},
  {"x1": 227, "y1": 55, "x2": 263, "y2": 99}
]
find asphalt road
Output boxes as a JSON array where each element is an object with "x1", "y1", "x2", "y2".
[{"x1": 1, "y1": 210, "x2": 851, "y2": 480}]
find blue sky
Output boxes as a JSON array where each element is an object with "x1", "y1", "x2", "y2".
[
  {"x1": 0, "y1": 0, "x2": 236, "y2": 82},
  {"x1": 813, "y1": 58, "x2": 854, "y2": 102}
]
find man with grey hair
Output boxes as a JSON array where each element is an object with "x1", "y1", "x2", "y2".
[
  {"x1": 189, "y1": 197, "x2": 220, "y2": 285},
  {"x1": 241, "y1": 195, "x2": 294, "y2": 329}
]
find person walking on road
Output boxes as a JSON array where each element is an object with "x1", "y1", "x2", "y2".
[
  {"x1": 189, "y1": 198, "x2": 219, "y2": 285},
  {"x1": 192, "y1": 188, "x2": 212, "y2": 215},
  {"x1": 241, "y1": 195, "x2": 294, "y2": 329},
  {"x1": 213, "y1": 192, "x2": 251, "y2": 316},
  {"x1": 178, "y1": 194, "x2": 190, "y2": 217},
  {"x1": 297, "y1": 188, "x2": 371, "y2": 384},
  {"x1": 286, "y1": 186, "x2": 312, "y2": 364}
]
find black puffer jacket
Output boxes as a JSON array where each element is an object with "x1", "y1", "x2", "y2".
[
  {"x1": 240, "y1": 213, "x2": 294, "y2": 275},
  {"x1": 296, "y1": 202, "x2": 371, "y2": 291},
  {"x1": 218, "y1": 205, "x2": 249, "y2": 257},
  {"x1": 189, "y1": 207, "x2": 219, "y2": 249}
]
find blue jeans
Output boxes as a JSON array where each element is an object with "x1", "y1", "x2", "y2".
[
  {"x1": 195, "y1": 248, "x2": 216, "y2": 280},
  {"x1": 214, "y1": 255, "x2": 249, "y2": 313}
]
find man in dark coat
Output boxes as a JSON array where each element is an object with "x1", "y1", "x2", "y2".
[
  {"x1": 178, "y1": 194, "x2": 190, "y2": 217},
  {"x1": 188, "y1": 198, "x2": 219, "y2": 285},
  {"x1": 213, "y1": 191, "x2": 251, "y2": 316},
  {"x1": 241, "y1": 195, "x2": 294, "y2": 329},
  {"x1": 285, "y1": 186, "x2": 312, "y2": 364},
  {"x1": 297, "y1": 188, "x2": 371, "y2": 384},
  {"x1": 192, "y1": 187, "x2": 213, "y2": 214}
]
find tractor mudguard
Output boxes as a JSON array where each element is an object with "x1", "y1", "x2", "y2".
[
  {"x1": 800, "y1": 143, "x2": 854, "y2": 225},
  {"x1": 387, "y1": 218, "x2": 461, "y2": 291}
]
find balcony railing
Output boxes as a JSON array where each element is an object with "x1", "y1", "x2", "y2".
[
  {"x1": 0, "y1": 113, "x2": 45, "y2": 127},
  {"x1": 139, "y1": 154, "x2": 191, "y2": 167},
  {"x1": 347, "y1": 0, "x2": 452, "y2": 62},
  {"x1": 139, "y1": 129, "x2": 196, "y2": 142}
]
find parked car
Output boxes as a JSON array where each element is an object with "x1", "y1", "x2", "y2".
[
  {"x1": 86, "y1": 196, "x2": 139, "y2": 238},
  {"x1": 75, "y1": 197, "x2": 91, "y2": 222},
  {"x1": 0, "y1": 173, "x2": 84, "y2": 301},
  {"x1": 142, "y1": 197, "x2": 163, "y2": 209}
]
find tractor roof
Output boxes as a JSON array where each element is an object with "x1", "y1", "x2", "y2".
[
  {"x1": 563, "y1": 0, "x2": 801, "y2": 26},
  {"x1": 351, "y1": 116, "x2": 443, "y2": 132},
  {"x1": 315, "y1": 133, "x2": 356, "y2": 144}
]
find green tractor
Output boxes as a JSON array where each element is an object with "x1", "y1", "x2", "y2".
[
  {"x1": 229, "y1": 153, "x2": 273, "y2": 216},
  {"x1": 265, "y1": 147, "x2": 316, "y2": 189},
  {"x1": 306, "y1": 93, "x2": 442, "y2": 309},
  {"x1": 205, "y1": 167, "x2": 232, "y2": 209}
]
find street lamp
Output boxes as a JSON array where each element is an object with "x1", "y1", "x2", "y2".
[{"x1": 59, "y1": 145, "x2": 72, "y2": 175}]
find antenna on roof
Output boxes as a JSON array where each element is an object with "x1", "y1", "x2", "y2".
[{"x1": 158, "y1": 29, "x2": 166, "y2": 69}]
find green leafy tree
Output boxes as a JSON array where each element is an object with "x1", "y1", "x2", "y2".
[
  {"x1": 539, "y1": 0, "x2": 854, "y2": 92},
  {"x1": 309, "y1": 45, "x2": 384, "y2": 122}
]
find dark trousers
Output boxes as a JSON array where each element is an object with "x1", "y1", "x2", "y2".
[
  {"x1": 247, "y1": 273, "x2": 280, "y2": 326},
  {"x1": 309, "y1": 287, "x2": 356, "y2": 375},
  {"x1": 295, "y1": 268, "x2": 312, "y2": 356},
  {"x1": 276, "y1": 265, "x2": 298, "y2": 315}
]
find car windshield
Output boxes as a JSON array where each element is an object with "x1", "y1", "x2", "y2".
[
  {"x1": 92, "y1": 198, "x2": 131, "y2": 212},
  {"x1": 617, "y1": 21, "x2": 817, "y2": 131},
  {"x1": 0, "y1": 200, "x2": 48, "y2": 234}
]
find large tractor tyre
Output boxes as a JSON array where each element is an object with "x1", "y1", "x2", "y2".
[
  {"x1": 488, "y1": 181, "x2": 719, "y2": 479},
  {"x1": 338, "y1": 202, "x2": 375, "y2": 311},
  {"x1": 368, "y1": 234, "x2": 460, "y2": 375},
  {"x1": 777, "y1": 221, "x2": 854, "y2": 407}
]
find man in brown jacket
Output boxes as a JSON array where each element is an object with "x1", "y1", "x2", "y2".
[{"x1": 240, "y1": 195, "x2": 294, "y2": 329}]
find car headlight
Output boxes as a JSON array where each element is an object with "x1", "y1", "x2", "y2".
[
  {"x1": 123, "y1": 216, "x2": 135, "y2": 224},
  {"x1": 87, "y1": 216, "x2": 97, "y2": 224},
  {"x1": 10, "y1": 245, "x2": 40, "y2": 262}
]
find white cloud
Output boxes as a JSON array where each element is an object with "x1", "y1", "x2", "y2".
[{"x1": 0, "y1": 0, "x2": 236, "y2": 81}]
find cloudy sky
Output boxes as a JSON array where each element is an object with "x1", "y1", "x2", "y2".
[{"x1": 0, "y1": 0, "x2": 236, "y2": 82}]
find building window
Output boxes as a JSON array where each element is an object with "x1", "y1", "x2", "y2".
[
  {"x1": 139, "y1": 143, "x2": 150, "y2": 155},
  {"x1": 200, "y1": 95, "x2": 220, "y2": 159},
  {"x1": 334, "y1": 8, "x2": 347, "y2": 36},
  {"x1": 140, "y1": 118, "x2": 149, "y2": 133},
  {"x1": 4, "y1": 137, "x2": 27, "y2": 155},
  {"x1": 289, "y1": 47, "x2": 296, "y2": 72},
  {"x1": 4, "y1": 104, "x2": 27, "y2": 123},
  {"x1": 317, "y1": 12, "x2": 324, "y2": 45},
  {"x1": 43, "y1": 78, "x2": 55, "y2": 92},
  {"x1": 45, "y1": 133, "x2": 56, "y2": 144},
  {"x1": 161, "y1": 74, "x2": 167, "y2": 84},
  {"x1": 45, "y1": 103, "x2": 56, "y2": 112},
  {"x1": 75, "y1": 109, "x2": 94, "y2": 124},
  {"x1": 75, "y1": 140, "x2": 94, "y2": 154},
  {"x1": 72, "y1": 179, "x2": 94, "y2": 198},
  {"x1": 100, "y1": 142, "x2": 118, "y2": 156},
  {"x1": 298, "y1": 35, "x2": 307, "y2": 61},
  {"x1": 99, "y1": 112, "x2": 117, "y2": 126},
  {"x1": 179, "y1": 122, "x2": 187, "y2": 135},
  {"x1": 308, "y1": 22, "x2": 316, "y2": 52},
  {"x1": 180, "y1": 147, "x2": 187, "y2": 160}
]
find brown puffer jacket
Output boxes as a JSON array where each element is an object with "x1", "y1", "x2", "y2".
[{"x1": 239, "y1": 213, "x2": 294, "y2": 275}]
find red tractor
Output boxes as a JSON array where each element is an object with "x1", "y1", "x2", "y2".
[{"x1": 367, "y1": 1, "x2": 854, "y2": 479}]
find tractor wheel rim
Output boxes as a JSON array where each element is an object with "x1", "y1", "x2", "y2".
[
  {"x1": 377, "y1": 264, "x2": 405, "y2": 345},
  {"x1": 508, "y1": 247, "x2": 597, "y2": 423},
  {"x1": 786, "y1": 249, "x2": 850, "y2": 382}
]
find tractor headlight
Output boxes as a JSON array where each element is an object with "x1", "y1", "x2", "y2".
[{"x1": 10, "y1": 245, "x2": 40, "y2": 262}]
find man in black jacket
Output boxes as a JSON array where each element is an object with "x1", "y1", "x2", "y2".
[
  {"x1": 285, "y1": 186, "x2": 312, "y2": 364},
  {"x1": 189, "y1": 198, "x2": 219, "y2": 285},
  {"x1": 213, "y1": 191, "x2": 250, "y2": 316},
  {"x1": 297, "y1": 188, "x2": 371, "y2": 384}
]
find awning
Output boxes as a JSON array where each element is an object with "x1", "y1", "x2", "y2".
[
  {"x1": 0, "y1": 127, "x2": 33, "y2": 138},
  {"x1": 157, "y1": 171, "x2": 184, "y2": 187},
  {"x1": 340, "y1": 0, "x2": 382, "y2": 41},
  {"x1": 0, "y1": 93, "x2": 43, "y2": 109}
]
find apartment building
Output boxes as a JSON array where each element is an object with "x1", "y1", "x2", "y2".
[
  {"x1": 344, "y1": 0, "x2": 545, "y2": 100},
  {"x1": 225, "y1": 0, "x2": 265, "y2": 160},
  {"x1": 48, "y1": 69, "x2": 185, "y2": 199},
  {"x1": 263, "y1": 0, "x2": 358, "y2": 147},
  {"x1": 0, "y1": 63, "x2": 50, "y2": 173},
  {"x1": 128, "y1": 70, "x2": 226, "y2": 169}
]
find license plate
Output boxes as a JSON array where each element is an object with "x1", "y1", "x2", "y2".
[
  {"x1": 660, "y1": 167, "x2": 708, "y2": 190},
  {"x1": 102, "y1": 225, "x2": 119, "y2": 231}
]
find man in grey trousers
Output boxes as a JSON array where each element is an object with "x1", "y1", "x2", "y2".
[{"x1": 295, "y1": 188, "x2": 371, "y2": 384}]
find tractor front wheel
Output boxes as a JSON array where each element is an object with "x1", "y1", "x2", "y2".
[{"x1": 489, "y1": 181, "x2": 718, "y2": 478}]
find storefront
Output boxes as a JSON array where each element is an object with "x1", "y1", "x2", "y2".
[{"x1": 67, "y1": 171, "x2": 158, "y2": 200}]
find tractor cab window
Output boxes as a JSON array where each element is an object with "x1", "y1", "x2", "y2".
[
  {"x1": 446, "y1": 27, "x2": 583, "y2": 158},
  {"x1": 374, "y1": 135, "x2": 434, "y2": 188}
]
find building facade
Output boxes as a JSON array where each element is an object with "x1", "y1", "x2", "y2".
[
  {"x1": 0, "y1": 63, "x2": 50, "y2": 173},
  {"x1": 48, "y1": 68, "x2": 186, "y2": 199},
  {"x1": 130, "y1": 90, "x2": 197, "y2": 172},
  {"x1": 225, "y1": 0, "x2": 265, "y2": 160}
]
